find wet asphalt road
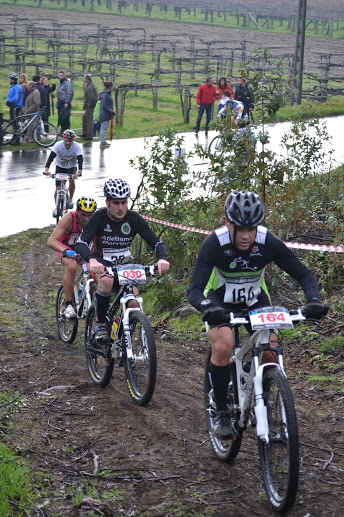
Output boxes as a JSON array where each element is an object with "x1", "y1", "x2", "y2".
[{"x1": 1, "y1": 118, "x2": 343, "y2": 238}]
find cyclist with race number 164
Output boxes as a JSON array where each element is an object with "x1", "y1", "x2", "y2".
[
  {"x1": 187, "y1": 190, "x2": 328, "y2": 440},
  {"x1": 43, "y1": 129, "x2": 83, "y2": 217},
  {"x1": 74, "y1": 178, "x2": 170, "y2": 344}
]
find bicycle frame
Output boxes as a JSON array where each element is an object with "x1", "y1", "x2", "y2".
[
  {"x1": 73, "y1": 262, "x2": 96, "y2": 319},
  {"x1": 228, "y1": 308, "x2": 306, "y2": 443}
]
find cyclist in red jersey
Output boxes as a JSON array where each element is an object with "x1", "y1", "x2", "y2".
[{"x1": 47, "y1": 196, "x2": 97, "y2": 318}]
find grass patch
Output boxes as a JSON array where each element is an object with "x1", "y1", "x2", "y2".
[
  {"x1": 0, "y1": 442, "x2": 36, "y2": 516},
  {"x1": 317, "y1": 335, "x2": 344, "y2": 354}
]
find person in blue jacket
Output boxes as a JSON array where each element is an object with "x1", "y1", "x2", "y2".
[
  {"x1": 6, "y1": 72, "x2": 23, "y2": 145},
  {"x1": 99, "y1": 81, "x2": 115, "y2": 149}
]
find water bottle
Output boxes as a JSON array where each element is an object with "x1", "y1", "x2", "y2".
[
  {"x1": 110, "y1": 316, "x2": 119, "y2": 340},
  {"x1": 78, "y1": 279, "x2": 84, "y2": 299}
]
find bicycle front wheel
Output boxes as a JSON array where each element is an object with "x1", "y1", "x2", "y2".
[
  {"x1": 124, "y1": 310, "x2": 156, "y2": 406},
  {"x1": 84, "y1": 304, "x2": 114, "y2": 387},
  {"x1": 208, "y1": 135, "x2": 223, "y2": 155},
  {"x1": 259, "y1": 368, "x2": 299, "y2": 513},
  {"x1": 56, "y1": 285, "x2": 78, "y2": 344},
  {"x1": 2, "y1": 121, "x2": 15, "y2": 145},
  {"x1": 204, "y1": 350, "x2": 243, "y2": 462},
  {"x1": 33, "y1": 122, "x2": 58, "y2": 147},
  {"x1": 56, "y1": 194, "x2": 64, "y2": 223}
]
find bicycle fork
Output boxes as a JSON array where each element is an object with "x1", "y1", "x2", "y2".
[{"x1": 232, "y1": 332, "x2": 286, "y2": 444}]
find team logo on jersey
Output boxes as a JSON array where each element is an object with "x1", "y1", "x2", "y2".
[
  {"x1": 224, "y1": 249, "x2": 232, "y2": 256},
  {"x1": 104, "y1": 224, "x2": 112, "y2": 232},
  {"x1": 229, "y1": 257, "x2": 257, "y2": 271},
  {"x1": 121, "y1": 222, "x2": 131, "y2": 235},
  {"x1": 249, "y1": 245, "x2": 262, "y2": 257}
]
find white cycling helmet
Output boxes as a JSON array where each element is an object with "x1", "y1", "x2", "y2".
[
  {"x1": 103, "y1": 178, "x2": 131, "y2": 199},
  {"x1": 9, "y1": 72, "x2": 18, "y2": 80}
]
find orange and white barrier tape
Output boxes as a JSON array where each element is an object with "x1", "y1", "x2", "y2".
[{"x1": 141, "y1": 214, "x2": 344, "y2": 253}]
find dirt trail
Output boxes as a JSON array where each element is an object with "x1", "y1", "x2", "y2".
[{"x1": 0, "y1": 231, "x2": 343, "y2": 516}]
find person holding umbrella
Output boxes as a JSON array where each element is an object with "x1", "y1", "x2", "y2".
[{"x1": 99, "y1": 81, "x2": 115, "y2": 149}]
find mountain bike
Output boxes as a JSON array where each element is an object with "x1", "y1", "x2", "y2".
[
  {"x1": 2, "y1": 111, "x2": 58, "y2": 147},
  {"x1": 56, "y1": 254, "x2": 97, "y2": 344},
  {"x1": 51, "y1": 172, "x2": 75, "y2": 223},
  {"x1": 204, "y1": 305, "x2": 315, "y2": 513},
  {"x1": 85, "y1": 263, "x2": 157, "y2": 406}
]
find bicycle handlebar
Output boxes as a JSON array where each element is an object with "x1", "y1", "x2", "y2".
[
  {"x1": 104, "y1": 264, "x2": 158, "y2": 278},
  {"x1": 226, "y1": 305, "x2": 328, "y2": 326}
]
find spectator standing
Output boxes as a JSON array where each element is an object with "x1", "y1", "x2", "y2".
[
  {"x1": 6, "y1": 72, "x2": 22, "y2": 145},
  {"x1": 57, "y1": 70, "x2": 73, "y2": 133},
  {"x1": 40, "y1": 76, "x2": 56, "y2": 131},
  {"x1": 99, "y1": 80, "x2": 115, "y2": 149},
  {"x1": 195, "y1": 76, "x2": 217, "y2": 136},
  {"x1": 19, "y1": 73, "x2": 28, "y2": 105},
  {"x1": 216, "y1": 76, "x2": 235, "y2": 100},
  {"x1": 32, "y1": 74, "x2": 45, "y2": 109},
  {"x1": 81, "y1": 73, "x2": 98, "y2": 141},
  {"x1": 22, "y1": 81, "x2": 40, "y2": 142},
  {"x1": 235, "y1": 77, "x2": 254, "y2": 121}
]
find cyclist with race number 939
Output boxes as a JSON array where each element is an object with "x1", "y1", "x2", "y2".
[
  {"x1": 187, "y1": 190, "x2": 327, "y2": 440},
  {"x1": 44, "y1": 129, "x2": 83, "y2": 217}
]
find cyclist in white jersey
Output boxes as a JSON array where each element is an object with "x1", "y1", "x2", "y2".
[{"x1": 44, "y1": 129, "x2": 83, "y2": 214}]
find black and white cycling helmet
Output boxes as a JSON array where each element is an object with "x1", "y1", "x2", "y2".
[
  {"x1": 225, "y1": 190, "x2": 265, "y2": 227},
  {"x1": 9, "y1": 72, "x2": 18, "y2": 80},
  {"x1": 103, "y1": 178, "x2": 131, "y2": 199},
  {"x1": 62, "y1": 129, "x2": 76, "y2": 140}
]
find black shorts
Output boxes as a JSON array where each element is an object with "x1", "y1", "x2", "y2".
[
  {"x1": 55, "y1": 166, "x2": 77, "y2": 186},
  {"x1": 207, "y1": 289, "x2": 271, "y2": 333}
]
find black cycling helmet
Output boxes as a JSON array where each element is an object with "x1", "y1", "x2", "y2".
[
  {"x1": 104, "y1": 178, "x2": 131, "y2": 199},
  {"x1": 225, "y1": 190, "x2": 265, "y2": 227}
]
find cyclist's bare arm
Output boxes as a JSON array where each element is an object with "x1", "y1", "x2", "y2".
[{"x1": 47, "y1": 212, "x2": 74, "y2": 253}]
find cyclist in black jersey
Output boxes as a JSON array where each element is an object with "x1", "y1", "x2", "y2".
[
  {"x1": 74, "y1": 178, "x2": 170, "y2": 344},
  {"x1": 187, "y1": 190, "x2": 327, "y2": 439}
]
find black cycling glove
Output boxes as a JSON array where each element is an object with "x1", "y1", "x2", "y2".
[
  {"x1": 304, "y1": 300, "x2": 328, "y2": 320},
  {"x1": 199, "y1": 300, "x2": 227, "y2": 325}
]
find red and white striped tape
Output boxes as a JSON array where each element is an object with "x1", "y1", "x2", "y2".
[{"x1": 141, "y1": 214, "x2": 344, "y2": 253}]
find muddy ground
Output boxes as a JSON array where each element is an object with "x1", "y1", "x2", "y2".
[{"x1": 0, "y1": 229, "x2": 343, "y2": 516}]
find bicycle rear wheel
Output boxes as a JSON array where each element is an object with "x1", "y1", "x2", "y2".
[
  {"x1": 204, "y1": 350, "x2": 243, "y2": 462},
  {"x1": 258, "y1": 368, "x2": 299, "y2": 513},
  {"x1": 84, "y1": 304, "x2": 114, "y2": 387},
  {"x1": 2, "y1": 121, "x2": 15, "y2": 145},
  {"x1": 123, "y1": 310, "x2": 156, "y2": 406},
  {"x1": 33, "y1": 122, "x2": 58, "y2": 147},
  {"x1": 56, "y1": 285, "x2": 78, "y2": 344}
]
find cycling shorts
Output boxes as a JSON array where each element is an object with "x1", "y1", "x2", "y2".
[{"x1": 55, "y1": 165, "x2": 77, "y2": 186}]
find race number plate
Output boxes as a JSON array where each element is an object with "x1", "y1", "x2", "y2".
[
  {"x1": 249, "y1": 306, "x2": 293, "y2": 330},
  {"x1": 55, "y1": 173, "x2": 70, "y2": 181},
  {"x1": 117, "y1": 265, "x2": 147, "y2": 285}
]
